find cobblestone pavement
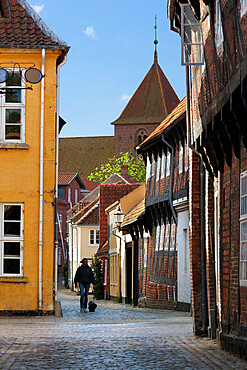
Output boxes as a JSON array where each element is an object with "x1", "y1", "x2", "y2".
[{"x1": 0, "y1": 288, "x2": 246, "y2": 369}]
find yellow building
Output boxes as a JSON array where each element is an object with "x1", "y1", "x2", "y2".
[{"x1": 0, "y1": 1, "x2": 68, "y2": 313}]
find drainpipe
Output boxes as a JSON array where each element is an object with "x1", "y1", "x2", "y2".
[
  {"x1": 161, "y1": 135, "x2": 177, "y2": 224},
  {"x1": 38, "y1": 48, "x2": 45, "y2": 312},
  {"x1": 54, "y1": 54, "x2": 67, "y2": 300}
]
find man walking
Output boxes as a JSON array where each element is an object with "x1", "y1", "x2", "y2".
[{"x1": 74, "y1": 258, "x2": 96, "y2": 312}]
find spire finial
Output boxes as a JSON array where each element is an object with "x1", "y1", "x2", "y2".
[{"x1": 154, "y1": 15, "x2": 158, "y2": 63}]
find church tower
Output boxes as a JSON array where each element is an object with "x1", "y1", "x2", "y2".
[{"x1": 111, "y1": 18, "x2": 179, "y2": 157}]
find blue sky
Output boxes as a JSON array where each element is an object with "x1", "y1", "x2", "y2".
[{"x1": 31, "y1": 0, "x2": 185, "y2": 138}]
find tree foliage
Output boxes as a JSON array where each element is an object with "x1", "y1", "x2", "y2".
[
  {"x1": 91, "y1": 254, "x2": 104, "y2": 299},
  {"x1": 88, "y1": 152, "x2": 146, "y2": 183}
]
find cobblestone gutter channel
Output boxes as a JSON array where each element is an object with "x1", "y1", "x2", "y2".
[{"x1": 0, "y1": 288, "x2": 246, "y2": 369}]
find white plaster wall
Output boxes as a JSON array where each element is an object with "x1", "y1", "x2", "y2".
[{"x1": 177, "y1": 209, "x2": 191, "y2": 304}]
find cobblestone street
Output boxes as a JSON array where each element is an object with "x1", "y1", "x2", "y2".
[{"x1": 0, "y1": 289, "x2": 246, "y2": 369}]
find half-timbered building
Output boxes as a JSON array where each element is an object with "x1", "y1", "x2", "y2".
[{"x1": 167, "y1": 0, "x2": 247, "y2": 357}]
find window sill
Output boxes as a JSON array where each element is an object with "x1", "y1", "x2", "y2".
[
  {"x1": 0, "y1": 143, "x2": 29, "y2": 150},
  {"x1": 88, "y1": 244, "x2": 99, "y2": 247},
  {"x1": 0, "y1": 277, "x2": 28, "y2": 283}
]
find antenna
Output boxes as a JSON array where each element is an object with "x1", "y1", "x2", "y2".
[{"x1": 154, "y1": 15, "x2": 158, "y2": 63}]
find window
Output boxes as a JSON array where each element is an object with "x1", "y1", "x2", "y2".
[
  {"x1": 166, "y1": 151, "x2": 171, "y2": 177},
  {"x1": 181, "y1": 4, "x2": 204, "y2": 65},
  {"x1": 75, "y1": 189, "x2": 78, "y2": 204},
  {"x1": 89, "y1": 229, "x2": 99, "y2": 246},
  {"x1": 143, "y1": 238, "x2": 148, "y2": 268},
  {"x1": 146, "y1": 156, "x2": 151, "y2": 182},
  {"x1": 241, "y1": 0, "x2": 247, "y2": 16},
  {"x1": 0, "y1": 71, "x2": 26, "y2": 142},
  {"x1": 185, "y1": 143, "x2": 189, "y2": 172},
  {"x1": 68, "y1": 188, "x2": 71, "y2": 203},
  {"x1": 0, "y1": 204, "x2": 24, "y2": 276},
  {"x1": 151, "y1": 154, "x2": 155, "y2": 177},
  {"x1": 156, "y1": 155, "x2": 161, "y2": 182},
  {"x1": 215, "y1": 0, "x2": 223, "y2": 46},
  {"x1": 170, "y1": 223, "x2": 177, "y2": 251},
  {"x1": 240, "y1": 172, "x2": 247, "y2": 283},
  {"x1": 161, "y1": 150, "x2": 166, "y2": 179},
  {"x1": 179, "y1": 143, "x2": 183, "y2": 174},
  {"x1": 183, "y1": 229, "x2": 188, "y2": 273},
  {"x1": 155, "y1": 224, "x2": 160, "y2": 251},
  {"x1": 160, "y1": 219, "x2": 165, "y2": 251},
  {"x1": 164, "y1": 219, "x2": 170, "y2": 250}
]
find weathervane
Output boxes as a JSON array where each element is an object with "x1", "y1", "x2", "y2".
[{"x1": 154, "y1": 15, "x2": 158, "y2": 63}]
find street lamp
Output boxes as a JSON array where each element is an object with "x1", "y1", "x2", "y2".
[{"x1": 114, "y1": 207, "x2": 125, "y2": 229}]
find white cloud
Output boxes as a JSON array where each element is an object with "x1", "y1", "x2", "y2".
[
  {"x1": 121, "y1": 94, "x2": 131, "y2": 102},
  {"x1": 83, "y1": 26, "x2": 96, "y2": 39},
  {"x1": 31, "y1": 4, "x2": 44, "y2": 15}
]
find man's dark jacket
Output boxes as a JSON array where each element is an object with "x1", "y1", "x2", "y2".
[{"x1": 74, "y1": 265, "x2": 96, "y2": 286}]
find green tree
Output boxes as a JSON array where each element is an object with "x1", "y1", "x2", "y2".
[
  {"x1": 88, "y1": 152, "x2": 146, "y2": 183},
  {"x1": 91, "y1": 254, "x2": 104, "y2": 299}
]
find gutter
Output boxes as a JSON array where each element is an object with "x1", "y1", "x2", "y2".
[{"x1": 38, "y1": 48, "x2": 45, "y2": 311}]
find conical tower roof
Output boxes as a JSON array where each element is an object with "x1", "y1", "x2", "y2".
[{"x1": 111, "y1": 54, "x2": 179, "y2": 126}]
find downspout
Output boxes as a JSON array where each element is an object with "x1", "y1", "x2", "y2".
[
  {"x1": 38, "y1": 48, "x2": 45, "y2": 312},
  {"x1": 54, "y1": 54, "x2": 67, "y2": 300},
  {"x1": 161, "y1": 135, "x2": 177, "y2": 224}
]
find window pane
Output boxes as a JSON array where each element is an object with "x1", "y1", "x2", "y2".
[
  {"x1": 4, "y1": 221, "x2": 21, "y2": 237},
  {"x1": 90, "y1": 230, "x2": 94, "y2": 244},
  {"x1": 96, "y1": 230, "x2": 99, "y2": 244},
  {"x1": 4, "y1": 205, "x2": 21, "y2": 220},
  {"x1": 3, "y1": 258, "x2": 20, "y2": 274},
  {"x1": 6, "y1": 72, "x2": 21, "y2": 86},
  {"x1": 6, "y1": 109, "x2": 21, "y2": 123},
  {"x1": 241, "y1": 261, "x2": 247, "y2": 281},
  {"x1": 4, "y1": 242, "x2": 20, "y2": 256},
  {"x1": 5, "y1": 88, "x2": 21, "y2": 103},
  {"x1": 5, "y1": 125, "x2": 21, "y2": 140}
]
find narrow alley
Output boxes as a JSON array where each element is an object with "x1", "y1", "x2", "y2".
[{"x1": 0, "y1": 289, "x2": 246, "y2": 369}]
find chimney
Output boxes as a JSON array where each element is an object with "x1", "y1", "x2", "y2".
[{"x1": 121, "y1": 165, "x2": 128, "y2": 177}]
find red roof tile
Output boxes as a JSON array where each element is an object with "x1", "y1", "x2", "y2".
[
  {"x1": 76, "y1": 201, "x2": 99, "y2": 226},
  {"x1": 58, "y1": 173, "x2": 85, "y2": 188},
  {"x1": 111, "y1": 58, "x2": 179, "y2": 126},
  {"x1": 81, "y1": 179, "x2": 100, "y2": 191},
  {"x1": 0, "y1": 0, "x2": 68, "y2": 49}
]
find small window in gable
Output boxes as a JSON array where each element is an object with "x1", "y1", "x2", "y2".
[{"x1": 68, "y1": 188, "x2": 71, "y2": 203}]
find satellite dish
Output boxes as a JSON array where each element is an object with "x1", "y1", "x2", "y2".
[
  {"x1": 0, "y1": 68, "x2": 9, "y2": 83},
  {"x1": 24, "y1": 68, "x2": 43, "y2": 84}
]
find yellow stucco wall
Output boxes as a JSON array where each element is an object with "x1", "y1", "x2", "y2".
[{"x1": 0, "y1": 49, "x2": 62, "y2": 312}]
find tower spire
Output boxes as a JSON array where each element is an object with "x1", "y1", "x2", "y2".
[{"x1": 154, "y1": 15, "x2": 158, "y2": 63}]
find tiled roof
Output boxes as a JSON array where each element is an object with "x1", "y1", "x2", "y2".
[
  {"x1": 97, "y1": 240, "x2": 108, "y2": 257},
  {"x1": 111, "y1": 58, "x2": 179, "y2": 126},
  {"x1": 99, "y1": 184, "x2": 140, "y2": 248},
  {"x1": 58, "y1": 173, "x2": 85, "y2": 188},
  {"x1": 59, "y1": 136, "x2": 114, "y2": 179},
  {"x1": 69, "y1": 197, "x2": 99, "y2": 224},
  {"x1": 0, "y1": 0, "x2": 68, "y2": 49},
  {"x1": 121, "y1": 198, "x2": 145, "y2": 227},
  {"x1": 81, "y1": 179, "x2": 100, "y2": 191},
  {"x1": 76, "y1": 201, "x2": 99, "y2": 226},
  {"x1": 137, "y1": 97, "x2": 186, "y2": 151}
]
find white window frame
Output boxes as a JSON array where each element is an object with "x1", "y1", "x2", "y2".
[
  {"x1": 89, "y1": 229, "x2": 99, "y2": 246},
  {"x1": 75, "y1": 189, "x2": 78, "y2": 204},
  {"x1": 155, "y1": 224, "x2": 160, "y2": 251},
  {"x1": 68, "y1": 188, "x2": 71, "y2": 203},
  {"x1": 215, "y1": 0, "x2": 224, "y2": 47},
  {"x1": 179, "y1": 143, "x2": 184, "y2": 174},
  {"x1": 240, "y1": 171, "x2": 247, "y2": 285},
  {"x1": 0, "y1": 203, "x2": 24, "y2": 277},
  {"x1": 0, "y1": 69, "x2": 26, "y2": 143},
  {"x1": 161, "y1": 150, "x2": 166, "y2": 179}
]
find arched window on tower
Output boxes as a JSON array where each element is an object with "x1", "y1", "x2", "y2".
[{"x1": 136, "y1": 129, "x2": 148, "y2": 145}]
